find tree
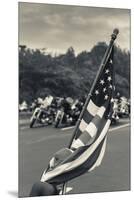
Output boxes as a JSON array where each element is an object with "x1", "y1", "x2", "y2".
[{"x1": 19, "y1": 42, "x2": 130, "y2": 103}]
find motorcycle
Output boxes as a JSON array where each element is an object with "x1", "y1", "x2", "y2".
[
  {"x1": 118, "y1": 106, "x2": 129, "y2": 118},
  {"x1": 30, "y1": 105, "x2": 55, "y2": 128},
  {"x1": 70, "y1": 108, "x2": 81, "y2": 125},
  {"x1": 118, "y1": 97, "x2": 129, "y2": 118},
  {"x1": 111, "y1": 111, "x2": 119, "y2": 125},
  {"x1": 54, "y1": 108, "x2": 65, "y2": 128},
  {"x1": 54, "y1": 106, "x2": 81, "y2": 128}
]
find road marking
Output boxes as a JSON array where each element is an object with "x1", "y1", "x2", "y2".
[
  {"x1": 61, "y1": 123, "x2": 130, "y2": 132},
  {"x1": 109, "y1": 123, "x2": 130, "y2": 132},
  {"x1": 26, "y1": 135, "x2": 57, "y2": 145},
  {"x1": 19, "y1": 120, "x2": 29, "y2": 124},
  {"x1": 19, "y1": 120, "x2": 130, "y2": 132},
  {"x1": 24, "y1": 123, "x2": 130, "y2": 145},
  {"x1": 61, "y1": 126, "x2": 75, "y2": 131},
  {"x1": 20, "y1": 126, "x2": 29, "y2": 130}
]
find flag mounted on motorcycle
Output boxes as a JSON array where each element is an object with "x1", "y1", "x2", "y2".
[{"x1": 40, "y1": 29, "x2": 118, "y2": 186}]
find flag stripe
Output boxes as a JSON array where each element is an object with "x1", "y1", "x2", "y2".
[
  {"x1": 71, "y1": 138, "x2": 85, "y2": 149},
  {"x1": 75, "y1": 109, "x2": 106, "y2": 146},
  {"x1": 85, "y1": 122, "x2": 98, "y2": 137},
  {"x1": 42, "y1": 117, "x2": 109, "y2": 182},
  {"x1": 64, "y1": 120, "x2": 111, "y2": 172},
  {"x1": 79, "y1": 119, "x2": 87, "y2": 132},
  {"x1": 79, "y1": 108, "x2": 107, "y2": 141},
  {"x1": 64, "y1": 117, "x2": 106, "y2": 163},
  {"x1": 97, "y1": 106, "x2": 106, "y2": 118},
  {"x1": 89, "y1": 136, "x2": 107, "y2": 171},
  {"x1": 41, "y1": 118, "x2": 110, "y2": 183},
  {"x1": 87, "y1": 100, "x2": 99, "y2": 116},
  {"x1": 78, "y1": 104, "x2": 106, "y2": 137},
  {"x1": 47, "y1": 135, "x2": 107, "y2": 184},
  {"x1": 72, "y1": 131, "x2": 92, "y2": 147},
  {"x1": 41, "y1": 120, "x2": 111, "y2": 182},
  {"x1": 81, "y1": 110, "x2": 93, "y2": 125}
]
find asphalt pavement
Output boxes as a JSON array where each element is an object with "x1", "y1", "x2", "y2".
[{"x1": 19, "y1": 117, "x2": 130, "y2": 197}]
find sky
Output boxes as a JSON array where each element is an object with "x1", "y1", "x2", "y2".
[{"x1": 19, "y1": 2, "x2": 130, "y2": 55}]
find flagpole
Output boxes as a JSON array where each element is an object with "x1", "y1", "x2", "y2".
[{"x1": 61, "y1": 28, "x2": 119, "y2": 195}]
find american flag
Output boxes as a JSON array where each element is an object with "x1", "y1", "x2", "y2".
[{"x1": 41, "y1": 47, "x2": 115, "y2": 185}]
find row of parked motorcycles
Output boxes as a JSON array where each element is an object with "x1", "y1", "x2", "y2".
[
  {"x1": 29, "y1": 97, "x2": 83, "y2": 128},
  {"x1": 29, "y1": 96, "x2": 130, "y2": 128}
]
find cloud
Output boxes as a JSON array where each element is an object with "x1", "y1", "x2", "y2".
[{"x1": 19, "y1": 2, "x2": 130, "y2": 54}]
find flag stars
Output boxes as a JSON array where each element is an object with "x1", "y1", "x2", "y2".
[
  {"x1": 103, "y1": 87, "x2": 106, "y2": 93},
  {"x1": 95, "y1": 90, "x2": 99, "y2": 95},
  {"x1": 111, "y1": 98, "x2": 114, "y2": 103},
  {"x1": 104, "y1": 95, "x2": 109, "y2": 100},
  {"x1": 100, "y1": 79, "x2": 105, "y2": 85},
  {"x1": 110, "y1": 59, "x2": 113, "y2": 64},
  {"x1": 105, "y1": 69, "x2": 109, "y2": 74},
  {"x1": 108, "y1": 76, "x2": 112, "y2": 81},
  {"x1": 109, "y1": 84, "x2": 112, "y2": 89}
]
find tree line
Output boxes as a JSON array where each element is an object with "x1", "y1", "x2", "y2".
[{"x1": 19, "y1": 42, "x2": 130, "y2": 104}]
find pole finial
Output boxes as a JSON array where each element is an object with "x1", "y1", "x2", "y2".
[{"x1": 111, "y1": 28, "x2": 119, "y2": 41}]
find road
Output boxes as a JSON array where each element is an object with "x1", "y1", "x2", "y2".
[{"x1": 19, "y1": 117, "x2": 130, "y2": 197}]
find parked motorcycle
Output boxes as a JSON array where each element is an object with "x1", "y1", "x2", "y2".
[
  {"x1": 54, "y1": 108, "x2": 65, "y2": 128},
  {"x1": 118, "y1": 97, "x2": 129, "y2": 118},
  {"x1": 54, "y1": 106, "x2": 81, "y2": 128},
  {"x1": 111, "y1": 111, "x2": 119, "y2": 125},
  {"x1": 30, "y1": 105, "x2": 55, "y2": 128},
  {"x1": 118, "y1": 106, "x2": 129, "y2": 118}
]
